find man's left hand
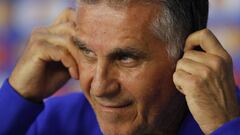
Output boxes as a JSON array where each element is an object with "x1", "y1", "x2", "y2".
[{"x1": 173, "y1": 29, "x2": 239, "y2": 134}]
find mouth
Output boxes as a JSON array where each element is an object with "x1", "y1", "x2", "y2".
[{"x1": 96, "y1": 101, "x2": 133, "y2": 112}]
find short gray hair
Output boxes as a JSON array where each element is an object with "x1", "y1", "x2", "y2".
[
  {"x1": 77, "y1": 0, "x2": 209, "y2": 60},
  {"x1": 152, "y1": 0, "x2": 209, "y2": 60}
]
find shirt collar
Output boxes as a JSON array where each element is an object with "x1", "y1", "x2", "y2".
[{"x1": 178, "y1": 111, "x2": 204, "y2": 135}]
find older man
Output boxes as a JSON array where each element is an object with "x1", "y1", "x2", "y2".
[{"x1": 0, "y1": 0, "x2": 239, "y2": 135}]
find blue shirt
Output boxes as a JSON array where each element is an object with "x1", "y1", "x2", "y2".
[{"x1": 0, "y1": 79, "x2": 240, "y2": 135}]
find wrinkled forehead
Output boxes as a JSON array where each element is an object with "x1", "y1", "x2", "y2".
[
  {"x1": 75, "y1": 2, "x2": 161, "y2": 41},
  {"x1": 74, "y1": 2, "x2": 163, "y2": 54},
  {"x1": 75, "y1": 1, "x2": 161, "y2": 33}
]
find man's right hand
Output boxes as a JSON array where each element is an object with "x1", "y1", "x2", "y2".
[{"x1": 9, "y1": 8, "x2": 79, "y2": 102}]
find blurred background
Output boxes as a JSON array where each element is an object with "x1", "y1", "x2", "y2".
[{"x1": 0, "y1": 0, "x2": 239, "y2": 96}]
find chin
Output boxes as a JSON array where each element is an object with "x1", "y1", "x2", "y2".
[
  {"x1": 96, "y1": 112, "x2": 146, "y2": 135},
  {"x1": 98, "y1": 121, "x2": 141, "y2": 135}
]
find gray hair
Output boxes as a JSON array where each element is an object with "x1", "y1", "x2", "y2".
[
  {"x1": 77, "y1": 0, "x2": 209, "y2": 61},
  {"x1": 152, "y1": 0, "x2": 209, "y2": 61}
]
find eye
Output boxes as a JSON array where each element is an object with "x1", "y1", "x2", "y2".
[
  {"x1": 117, "y1": 55, "x2": 140, "y2": 67},
  {"x1": 81, "y1": 49, "x2": 96, "y2": 58},
  {"x1": 119, "y1": 56, "x2": 135, "y2": 64},
  {"x1": 73, "y1": 39, "x2": 96, "y2": 59}
]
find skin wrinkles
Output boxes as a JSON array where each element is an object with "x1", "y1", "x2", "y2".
[
  {"x1": 8, "y1": 1, "x2": 239, "y2": 135},
  {"x1": 70, "y1": 2, "x2": 184, "y2": 135},
  {"x1": 74, "y1": 37, "x2": 149, "y2": 60}
]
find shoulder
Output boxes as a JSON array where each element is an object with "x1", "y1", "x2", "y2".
[
  {"x1": 34, "y1": 92, "x2": 100, "y2": 134},
  {"x1": 45, "y1": 92, "x2": 89, "y2": 108},
  {"x1": 43, "y1": 92, "x2": 94, "y2": 118}
]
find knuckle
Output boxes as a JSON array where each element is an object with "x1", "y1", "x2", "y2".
[
  {"x1": 201, "y1": 66, "x2": 212, "y2": 79},
  {"x1": 202, "y1": 28, "x2": 212, "y2": 36},
  {"x1": 30, "y1": 33, "x2": 41, "y2": 42},
  {"x1": 180, "y1": 58, "x2": 189, "y2": 64},
  {"x1": 177, "y1": 59, "x2": 184, "y2": 65},
  {"x1": 212, "y1": 56, "x2": 224, "y2": 69},
  {"x1": 29, "y1": 40, "x2": 46, "y2": 53},
  {"x1": 32, "y1": 40, "x2": 45, "y2": 47},
  {"x1": 201, "y1": 29, "x2": 213, "y2": 40},
  {"x1": 176, "y1": 58, "x2": 188, "y2": 69},
  {"x1": 176, "y1": 60, "x2": 182, "y2": 69},
  {"x1": 173, "y1": 72, "x2": 178, "y2": 81},
  {"x1": 173, "y1": 71, "x2": 183, "y2": 86},
  {"x1": 190, "y1": 77, "x2": 203, "y2": 89},
  {"x1": 57, "y1": 47, "x2": 69, "y2": 56},
  {"x1": 183, "y1": 50, "x2": 194, "y2": 58},
  {"x1": 173, "y1": 71, "x2": 182, "y2": 81}
]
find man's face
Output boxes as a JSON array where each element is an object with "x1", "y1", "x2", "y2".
[{"x1": 73, "y1": 3, "x2": 178, "y2": 135}]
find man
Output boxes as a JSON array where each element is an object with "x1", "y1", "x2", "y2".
[{"x1": 0, "y1": 0, "x2": 239, "y2": 135}]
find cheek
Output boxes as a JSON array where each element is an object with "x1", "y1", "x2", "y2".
[
  {"x1": 67, "y1": 49, "x2": 90, "y2": 90},
  {"x1": 120, "y1": 63, "x2": 176, "y2": 116},
  {"x1": 77, "y1": 57, "x2": 96, "y2": 93},
  {"x1": 68, "y1": 49, "x2": 95, "y2": 93}
]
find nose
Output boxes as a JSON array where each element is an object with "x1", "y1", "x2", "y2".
[{"x1": 90, "y1": 61, "x2": 120, "y2": 98}]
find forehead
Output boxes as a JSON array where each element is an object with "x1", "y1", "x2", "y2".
[{"x1": 76, "y1": 3, "x2": 160, "y2": 49}]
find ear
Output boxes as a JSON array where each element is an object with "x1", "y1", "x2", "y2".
[{"x1": 52, "y1": 8, "x2": 77, "y2": 26}]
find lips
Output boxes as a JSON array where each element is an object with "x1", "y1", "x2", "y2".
[
  {"x1": 94, "y1": 99, "x2": 133, "y2": 112},
  {"x1": 99, "y1": 101, "x2": 132, "y2": 108}
]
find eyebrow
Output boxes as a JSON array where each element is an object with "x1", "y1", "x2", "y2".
[
  {"x1": 108, "y1": 47, "x2": 148, "y2": 60},
  {"x1": 73, "y1": 37, "x2": 148, "y2": 59},
  {"x1": 73, "y1": 37, "x2": 88, "y2": 50}
]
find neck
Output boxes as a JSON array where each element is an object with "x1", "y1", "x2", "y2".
[{"x1": 141, "y1": 92, "x2": 188, "y2": 135}]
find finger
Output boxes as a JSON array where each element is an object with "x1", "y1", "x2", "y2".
[
  {"x1": 183, "y1": 50, "x2": 226, "y2": 72},
  {"x1": 48, "y1": 22, "x2": 76, "y2": 36},
  {"x1": 32, "y1": 33, "x2": 74, "y2": 49},
  {"x1": 173, "y1": 69, "x2": 192, "y2": 95},
  {"x1": 38, "y1": 42, "x2": 79, "y2": 79},
  {"x1": 52, "y1": 8, "x2": 77, "y2": 26},
  {"x1": 32, "y1": 27, "x2": 49, "y2": 34},
  {"x1": 185, "y1": 29, "x2": 228, "y2": 59},
  {"x1": 176, "y1": 58, "x2": 213, "y2": 78}
]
